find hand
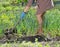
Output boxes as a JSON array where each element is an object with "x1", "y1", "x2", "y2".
[{"x1": 20, "y1": 12, "x2": 26, "y2": 20}]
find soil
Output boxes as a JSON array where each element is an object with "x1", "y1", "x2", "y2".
[
  {"x1": 0, "y1": 34, "x2": 60, "y2": 43},
  {"x1": 1, "y1": 22, "x2": 60, "y2": 43}
]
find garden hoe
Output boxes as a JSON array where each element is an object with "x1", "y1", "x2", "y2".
[{"x1": 3, "y1": 12, "x2": 26, "y2": 39}]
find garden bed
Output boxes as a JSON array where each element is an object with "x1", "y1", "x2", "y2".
[{"x1": 0, "y1": 34, "x2": 60, "y2": 43}]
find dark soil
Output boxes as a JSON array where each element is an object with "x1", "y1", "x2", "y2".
[
  {"x1": 0, "y1": 34, "x2": 60, "y2": 43},
  {"x1": 0, "y1": 28, "x2": 60, "y2": 43}
]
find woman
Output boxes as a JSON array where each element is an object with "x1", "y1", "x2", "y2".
[{"x1": 20, "y1": 0, "x2": 54, "y2": 36}]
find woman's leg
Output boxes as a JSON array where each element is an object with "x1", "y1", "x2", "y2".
[{"x1": 36, "y1": 13, "x2": 45, "y2": 35}]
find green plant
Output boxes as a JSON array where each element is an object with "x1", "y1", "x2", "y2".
[
  {"x1": 0, "y1": 6, "x2": 60, "y2": 38},
  {"x1": 43, "y1": 9, "x2": 60, "y2": 37}
]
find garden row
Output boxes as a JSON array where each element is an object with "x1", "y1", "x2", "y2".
[{"x1": 0, "y1": 7, "x2": 60, "y2": 38}]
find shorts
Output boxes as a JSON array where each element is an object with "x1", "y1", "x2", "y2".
[
  {"x1": 27, "y1": 0, "x2": 54, "y2": 14},
  {"x1": 36, "y1": 0, "x2": 54, "y2": 14}
]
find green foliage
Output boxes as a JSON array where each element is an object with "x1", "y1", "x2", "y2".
[
  {"x1": 0, "y1": 3, "x2": 60, "y2": 37},
  {"x1": 0, "y1": 6, "x2": 5, "y2": 12},
  {"x1": 17, "y1": 0, "x2": 28, "y2": 3},
  {"x1": 0, "y1": 7, "x2": 60, "y2": 37},
  {"x1": 0, "y1": 42, "x2": 60, "y2": 47},
  {"x1": 43, "y1": 9, "x2": 60, "y2": 37},
  {"x1": 0, "y1": 12, "x2": 16, "y2": 34},
  {"x1": 5, "y1": 6, "x2": 12, "y2": 11}
]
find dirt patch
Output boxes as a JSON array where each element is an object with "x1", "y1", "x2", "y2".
[{"x1": 0, "y1": 34, "x2": 60, "y2": 43}]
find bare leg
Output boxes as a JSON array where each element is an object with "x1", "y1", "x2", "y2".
[{"x1": 36, "y1": 13, "x2": 45, "y2": 35}]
